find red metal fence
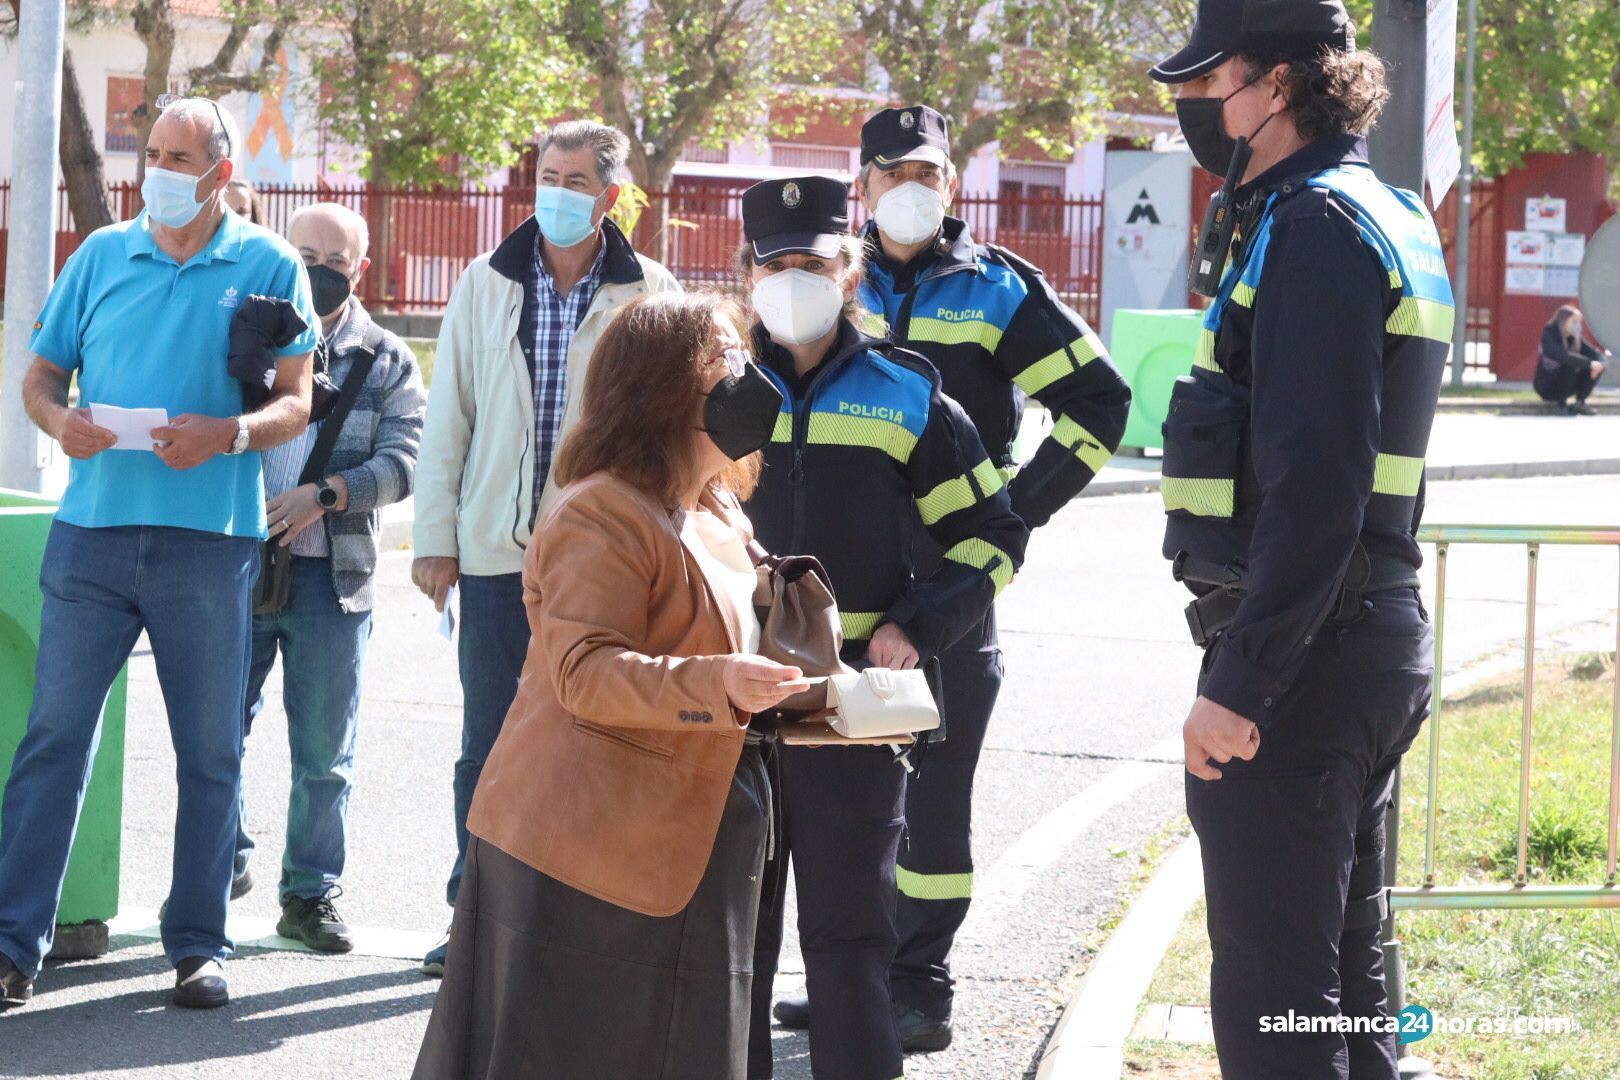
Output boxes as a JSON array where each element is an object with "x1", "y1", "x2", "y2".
[{"x1": 0, "y1": 174, "x2": 1504, "y2": 363}]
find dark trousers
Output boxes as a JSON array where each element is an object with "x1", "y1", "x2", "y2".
[
  {"x1": 749, "y1": 743, "x2": 907, "y2": 1080},
  {"x1": 446, "y1": 572, "x2": 529, "y2": 906},
  {"x1": 1186, "y1": 588, "x2": 1432, "y2": 1080},
  {"x1": 1534, "y1": 360, "x2": 1602, "y2": 404},
  {"x1": 890, "y1": 639, "x2": 1004, "y2": 1019}
]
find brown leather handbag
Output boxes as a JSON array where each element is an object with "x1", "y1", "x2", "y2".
[{"x1": 747, "y1": 543, "x2": 852, "y2": 716}]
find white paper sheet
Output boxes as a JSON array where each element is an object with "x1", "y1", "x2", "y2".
[
  {"x1": 438, "y1": 584, "x2": 459, "y2": 642},
  {"x1": 88, "y1": 404, "x2": 170, "y2": 451}
]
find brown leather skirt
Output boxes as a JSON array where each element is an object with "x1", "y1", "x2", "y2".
[{"x1": 412, "y1": 743, "x2": 770, "y2": 1080}]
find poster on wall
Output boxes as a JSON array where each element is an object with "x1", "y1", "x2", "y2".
[
  {"x1": 1544, "y1": 266, "x2": 1581, "y2": 297},
  {"x1": 1505, "y1": 231, "x2": 1549, "y2": 265},
  {"x1": 245, "y1": 44, "x2": 300, "y2": 184},
  {"x1": 1423, "y1": 0, "x2": 1461, "y2": 206},
  {"x1": 1504, "y1": 266, "x2": 1547, "y2": 295},
  {"x1": 1525, "y1": 197, "x2": 1568, "y2": 233},
  {"x1": 1549, "y1": 234, "x2": 1587, "y2": 267}
]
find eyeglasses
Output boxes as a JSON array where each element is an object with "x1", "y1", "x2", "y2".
[
  {"x1": 708, "y1": 347, "x2": 751, "y2": 377},
  {"x1": 155, "y1": 93, "x2": 234, "y2": 162}
]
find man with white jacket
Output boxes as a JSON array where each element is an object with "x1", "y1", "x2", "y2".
[{"x1": 411, "y1": 120, "x2": 680, "y2": 974}]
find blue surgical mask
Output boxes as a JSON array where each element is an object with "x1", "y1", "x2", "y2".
[
  {"x1": 141, "y1": 162, "x2": 220, "y2": 229},
  {"x1": 534, "y1": 185, "x2": 604, "y2": 248}
]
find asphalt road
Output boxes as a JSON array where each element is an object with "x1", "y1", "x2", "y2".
[{"x1": 2, "y1": 474, "x2": 1616, "y2": 1079}]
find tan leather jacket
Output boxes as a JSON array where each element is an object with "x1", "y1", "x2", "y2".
[{"x1": 467, "y1": 472, "x2": 755, "y2": 917}]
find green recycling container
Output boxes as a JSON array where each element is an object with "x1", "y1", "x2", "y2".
[
  {"x1": 1110, "y1": 309, "x2": 1205, "y2": 452},
  {"x1": 0, "y1": 488, "x2": 126, "y2": 931}
]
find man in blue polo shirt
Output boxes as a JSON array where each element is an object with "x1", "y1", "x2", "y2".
[{"x1": 0, "y1": 97, "x2": 317, "y2": 1010}]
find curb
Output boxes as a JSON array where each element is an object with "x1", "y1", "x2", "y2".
[
  {"x1": 1035, "y1": 836, "x2": 1205, "y2": 1080},
  {"x1": 1084, "y1": 457, "x2": 1620, "y2": 498}
]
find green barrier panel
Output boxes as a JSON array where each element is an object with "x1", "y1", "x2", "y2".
[
  {"x1": 0, "y1": 488, "x2": 125, "y2": 935},
  {"x1": 1110, "y1": 309, "x2": 1205, "y2": 452}
]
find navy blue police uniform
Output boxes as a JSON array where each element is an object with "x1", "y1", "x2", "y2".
[
  {"x1": 1152, "y1": 3, "x2": 1456, "y2": 1075},
  {"x1": 738, "y1": 176, "x2": 1029, "y2": 1080},
  {"x1": 855, "y1": 106, "x2": 1132, "y2": 1031}
]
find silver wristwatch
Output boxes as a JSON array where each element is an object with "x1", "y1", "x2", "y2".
[{"x1": 225, "y1": 417, "x2": 250, "y2": 455}]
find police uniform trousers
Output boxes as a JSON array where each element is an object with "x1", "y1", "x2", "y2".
[
  {"x1": 891, "y1": 610, "x2": 1004, "y2": 1020},
  {"x1": 1186, "y1": 587, "x2": 1432, "y2": 1080},
  {"x1": 412, "y1": 743, "x2": 770, "y2": 1080},
  {"x1": 748, "y1": 742, "x2": 908, "y2": 1080}
]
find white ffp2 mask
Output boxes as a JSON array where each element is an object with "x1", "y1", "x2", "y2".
[
  {"x1": 872, "y1": 182, "x2": 946, "y2": 245},
  {"x1": 751, "y1": 268, "x2": 845, "y2": 346}
]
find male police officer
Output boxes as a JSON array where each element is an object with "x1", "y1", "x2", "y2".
[
  {"x1": 1152, "y1": 2, "x2": 1454, "y2": 1076},
  {"x1": 770, "y1": 104, "x2": 1131, "y2": 1051}
]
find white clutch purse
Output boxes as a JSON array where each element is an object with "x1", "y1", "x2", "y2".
[{"x1": 825, "y1": 668, "x2": 941, "y2": 740}]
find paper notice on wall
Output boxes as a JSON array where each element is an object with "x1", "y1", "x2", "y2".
[
  {"x1": 1504, "y1": 266, "x2": 1547, "y2": 295},
  {"x1": 1423, "y1": 0, "x2": 1462, "y2": 206},
  {"x1": 1525, "y1": 197, "x2": 1567, "y2": 233},
  {"x1": 1549, "y1": 233, "x2": 1587, "y2": 267},
  {"x1": 1506, "y1": 231, "x2": 1549, "y2": 265},
  {"x1": 1111, "y1": 226, "x2": 1148, "y2": 258},
  {"x1": 1544, "y1": 266, "x2": 1580, "y2": 297}
]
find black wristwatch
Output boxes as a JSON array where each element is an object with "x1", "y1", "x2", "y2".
[{"x1": 315, "y1": 480, "x2": 340, "y2": 511}]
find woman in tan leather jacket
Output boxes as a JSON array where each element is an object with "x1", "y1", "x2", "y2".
[{"x1": 411, "y1": 291, "x2": 810, "y2": 1080}]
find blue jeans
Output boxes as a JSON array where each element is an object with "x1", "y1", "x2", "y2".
[
  {"x1": 237, "y1": 556, "x2": 371, "y2": 904},
  {"x1": 0, "y1": 521, "x2": 256, "y2": 977},
  {"x1": 447, "y1": 572, "x2": 528, "y2": 905}
]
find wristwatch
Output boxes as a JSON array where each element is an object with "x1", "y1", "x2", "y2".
[
  {"x1": 225, "y1": 417, "x2": 250, "y2": 456},
  {"x1": 315, "y1": 480, "x2": 340, "y2": 511}
]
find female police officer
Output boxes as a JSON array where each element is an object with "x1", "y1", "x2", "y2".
[{"x1": 737, "y1": 175, "x2": 1027, "y2": 1080}]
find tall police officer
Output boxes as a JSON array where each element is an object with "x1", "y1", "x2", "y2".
[
  {"x1": 770, "y1": 105, "x2": 1131, "y2": 1050},
  {"x1": 738, "y1": 175, "x2": 1028, "y2": 1080},
  {"x1": 1152, "y1": 1, "x2": 1454, "y2": 1076}
]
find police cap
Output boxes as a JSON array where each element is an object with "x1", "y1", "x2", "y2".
[
  {"x1": 742, "y1": 175, "x2": 850, "y2": 263},
  {"x1": 1151, "y1": 0, "x2": 1355, "y2": 84},
  {"x1": 859, "y1": 106, "x2": 951, "y2": 170}
]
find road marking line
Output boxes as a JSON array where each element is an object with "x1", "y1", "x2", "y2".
[
  {"x1": 956, "y1": 736, "x2": 1183, "y2": 951},
  {"x1": 108, "y1": 907, "x2": 437, "y2": 962},
  {"x1": 1035, "y1": 836, "x2": 1204, "y2": 1080}
]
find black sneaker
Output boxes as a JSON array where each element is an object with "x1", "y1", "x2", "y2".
[
  {"x1": 173, "y1": 957, "x2": 229, "y2": 1009},
  {"x1": 1574, "y1": 401, "x2": 1599, "y2": 416},
  {"x1": 277, "y1": 889, "x2": 355, "y2": 954},
  {"x1": 231, "y1": 867, "x2": 254, "y2": 901},
  {"x1": 772, "y1": 992, "x2": 809, "y2": 1029},
  {"x1": 895, "y1": 1003, "x2": 953, "y2": 1053},
  {"x1": 0, "y1": 951, "x2": 33, "y2": 1007}
]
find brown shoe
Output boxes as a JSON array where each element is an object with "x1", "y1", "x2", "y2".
[{"x1": 0, "y1": 951, "x2": 32, "y2": 1007}]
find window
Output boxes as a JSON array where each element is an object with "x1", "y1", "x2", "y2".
[
  {"x1": 1000, "y1": 163, "x2": 1066, "y2": 232},
  {"x1": 105, "y1": 76, "x2": 146, "y2": 154},
  {"x1": 683, "y1": 140, "x2": 729, "y2": 164},
  {"x1": 770, "y1": 144, "x2": 854, "y2": 172}
]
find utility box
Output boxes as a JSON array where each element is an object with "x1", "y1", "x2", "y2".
[
  {"x1": 1111, "y1": 309, "x2": 1204, "y2": 452},
  {"x1": 0, "y1": 489, "x2": 125, "y2": 951}
]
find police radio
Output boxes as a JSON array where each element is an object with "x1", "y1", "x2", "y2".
[{"x1": 1188, "y1": 137, "x2": 1255, "y2": 299}]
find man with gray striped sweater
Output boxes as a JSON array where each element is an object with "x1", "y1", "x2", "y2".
[{"x1": 237, "y1": 202, "x2": 426, "y2": 952}]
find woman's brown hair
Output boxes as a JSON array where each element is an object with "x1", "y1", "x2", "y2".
[
  {"x1": 1550, "y1": 304, "x2": 1582, "y2": 333},
  {"x1": 1243, "y1": 47, "x2": 1391, "y2": 142},
  {"x1": 552, "y1": 291, "x2": 760, "y2": 506}
]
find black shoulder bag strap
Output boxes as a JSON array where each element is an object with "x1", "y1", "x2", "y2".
[{"x1": 297, "y1": 330, "x2": 380, "y2": 487}]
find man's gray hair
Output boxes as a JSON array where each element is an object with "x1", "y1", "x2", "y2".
[
  {"x1": 538, "y1": 120, "x2": 631, "y2": 188},
  {"x1": 287, "y1": 202, "x2": 372, "y2": 262},
  {"x1": 158, "y1": 96, "x2": 241, "y2": 168}
]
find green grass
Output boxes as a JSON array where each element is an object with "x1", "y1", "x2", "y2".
[
  {"x1": 1127, "y1": 656, "x2": 1620, "y2": 1080},
  {"x1": 404, "y1": 337, "x2": 436, "y2": 388}
]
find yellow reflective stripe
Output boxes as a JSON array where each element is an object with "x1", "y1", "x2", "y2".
[
  {"x1": 805, "y1": 413, "x2": 918, "y2": 464},
  {"x1": 1012, "y1": 331, "x2": 1105, "y2": 396},
  {"x1": 997, "y1": 464, "x2": 1017, "y2": 486},
  {"x1": 840, "y1": 611, "x2": 885, "y2": 642},
  {"x1": 915, "y1": 459, "x2": 1006, "y2": 525},
  {"x1": 908, "y1": 316, "x2": 1003, "y2": 351},
  {"x1": 1386, "y1": 296, "x2": 1454, "y2": 343},
  {"x1": 1051, "y1": 415, "x2": 1112, "y2": 474},
  {"x1": 943, "y1": 538, "x2": 1015, "y2": 596},
  {"x1": 1372, "y1": 452, "x2": 1425, "y2": 497},
  {"x1": 897, "y1": 865, "x2": 974, "y2": 900},
  {"x1": 971, "y1": 458, "x2": 1006, "y2": 496},
  {"x1": 770, "y1": 413, "x2": 792, "y2": 443},
  {"x1": 1193, "y1": 328, "x2": 1220, "y2": 372},
  {"x1": 1389, "y1": 267, "x2": 1403, "y2": 289},
  {"x1": 1231, "y1": 281, "x2": 1257, "y2": 308},
  {"x1": 1161, "y1": 476, "x2": 1235, "y2": 517}
]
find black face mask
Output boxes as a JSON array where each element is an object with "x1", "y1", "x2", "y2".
[
  {"x1": 1175, "y1": 77, "x2": 1275, "y2": 178},
  {"x1": 307, "y1": 263, "x2": 354, "y2": 319},
  {"x1": 701, "y1": 362, "x2": 784, "y2": 460}
]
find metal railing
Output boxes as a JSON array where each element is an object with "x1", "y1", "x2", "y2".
[{"x1": 1390, "y1": 524, "x2": 1620, "y2": 915}]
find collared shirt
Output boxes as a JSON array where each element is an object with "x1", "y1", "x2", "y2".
[
  {"x1": 30, "y1": 210, "x2": 318, "y2": 538},
  {"x1": 261, "y1": 301, "x2": 356, "y2": 557},
  {"x1": 524, "y1": 235, "x2": 605, "y2": 522}
]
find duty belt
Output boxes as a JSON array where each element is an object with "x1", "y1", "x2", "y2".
[{"x1": 1172, "y1": 547, "x2": 1422, "y2": 649}]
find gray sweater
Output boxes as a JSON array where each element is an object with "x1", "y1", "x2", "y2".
[{"x1": 313, "y1": 299, "x2": 427, "y2": 612}]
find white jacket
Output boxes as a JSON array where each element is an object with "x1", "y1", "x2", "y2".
[{"x1": 414, "y1": 217, "x2": 681, "y2": 575}]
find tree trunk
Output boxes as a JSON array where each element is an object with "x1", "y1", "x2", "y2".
[
  {"x1": 59, "y1": 46, "x2": 115, "y2": 234},
  {"x1": 641, "y1": 160, "x2": 677, "y2": 266}
]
